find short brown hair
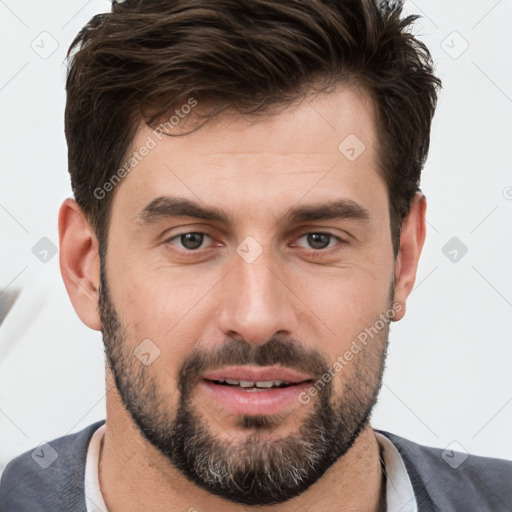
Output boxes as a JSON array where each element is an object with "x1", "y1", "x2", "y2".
[{"x1": 65, "y1": 0, "x2": 441, "y2": 258}]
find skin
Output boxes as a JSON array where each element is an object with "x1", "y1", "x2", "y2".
[{"x1": 59, "y1": 85, "x2": 426, "y2": 512}]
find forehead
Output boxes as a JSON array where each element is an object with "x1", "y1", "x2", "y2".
[{"x1": 110, "y1": 85, "x2": 385, "y2": 222}]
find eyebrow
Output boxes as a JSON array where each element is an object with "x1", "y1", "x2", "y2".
[{"x1": 136, "y1": 195, "x2": 371, "y2": 226}]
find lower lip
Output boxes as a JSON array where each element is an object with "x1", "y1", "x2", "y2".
[{"x1": 200, "y1": 379, "x2": 312, "y2": 416}]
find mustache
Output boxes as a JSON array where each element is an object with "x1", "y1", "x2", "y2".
[{"x1": 177, "y1": 337, "x2": 330, "y2": 394}]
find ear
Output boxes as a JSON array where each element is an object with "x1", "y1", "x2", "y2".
[
  {"x1": 391, "y1": 192, "x2": 427, "y2": 322},
  {"x1": 58, "y1": 198, "x2": 101, "y2": 330}
]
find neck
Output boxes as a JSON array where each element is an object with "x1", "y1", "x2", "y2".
[{"x1": 99, "y1": 388, "x2": 384, "y2": 512}]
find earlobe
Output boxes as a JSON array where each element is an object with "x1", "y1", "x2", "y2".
[
  {"x1": 58, "y1": 198, "x2": 102, "y2": 331},
  {"x1": 391, "y1": 192, "x2": 427, "y2": 322}
]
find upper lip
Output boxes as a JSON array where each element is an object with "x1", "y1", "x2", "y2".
[{"x1": 202, "y1": 366, "x2": 312, "y2": 384}]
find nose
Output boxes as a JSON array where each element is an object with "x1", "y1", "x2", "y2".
[{"x1": 217, "y1": 245, "x2": 298, "y2": 346}]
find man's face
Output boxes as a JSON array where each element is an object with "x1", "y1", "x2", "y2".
[{"x1": 99, "y1": 86, "x2": 397, "y2": 505}]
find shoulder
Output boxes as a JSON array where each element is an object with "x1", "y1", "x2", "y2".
[
  {"x1": 376, "y1": 429, "x2": 512, "y2": 511},
  {"x1": 0, "y1": 420, "x2": 105, "y2": 512}
]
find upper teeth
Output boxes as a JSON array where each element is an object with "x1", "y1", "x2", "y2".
[{"x1": 218, "y1": 379, "x2": 289, "y2": 388}]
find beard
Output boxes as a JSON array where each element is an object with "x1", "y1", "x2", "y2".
[{"x1": 99, "y1": 263, "x2": 392, "y2": 506}]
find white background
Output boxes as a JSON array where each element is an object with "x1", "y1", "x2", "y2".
[{"x1": 0, "y1": 0, "x2": 511, "y2": 473}]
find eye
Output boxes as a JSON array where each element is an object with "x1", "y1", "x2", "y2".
[
  {"x1": 296, "y1": 232, "x2": 343, "y2": 251},
  {"x1": 164, "y1": 231, "x2": 345, "y2": 256},
  {"x1": 166, "y1": 232, "x2": 212, "y2": 251}
]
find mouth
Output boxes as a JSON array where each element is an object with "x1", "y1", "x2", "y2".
[
  {"x1": 204, "y1": 378, "x2": 301, "y2": 391},
  {"x1": 200, "y1": 366, "x2": 314, "y2": 415}
]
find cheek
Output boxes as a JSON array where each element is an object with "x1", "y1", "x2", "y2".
[
  {"x1": 293, "y1": 257, "x2": 392, "y2": 323},
  {"x1": 290, "y1": 261, "x2": 392, "y2": 372},
  {"x1": 109, "y1": 266, "x2": 216, "y2": 370}
]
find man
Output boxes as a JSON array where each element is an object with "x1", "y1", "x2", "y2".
[{"x1": 1, "y1": 0, "x2": 510, "y2": 510}]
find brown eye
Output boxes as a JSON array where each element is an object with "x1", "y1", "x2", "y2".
[
  {"x1": 168, "y1": 232, "x2": 210, "y2": 250},
  {"x1": 296, "y1": 232, "x2": 340, "y2": 250},
  {"x1": 307, "y1": 233, "x2": 330, "y2": 249}
]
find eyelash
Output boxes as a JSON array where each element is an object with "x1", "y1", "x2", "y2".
[{"x1": 164, "y1": 231, "x2": 346, "y2": 258}]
